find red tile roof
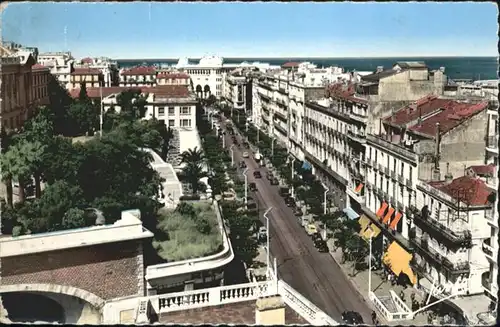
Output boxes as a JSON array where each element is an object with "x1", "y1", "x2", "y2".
[
  {"x1": 385, "y1": 95, "x2": 488, "y2": 137},
  {"x1": 282, "y1": 62, "x2": 300, "y2": 68},
  {"x1": 157, "y1": 72, "x2": 190, "y2": 79},
  {"x1": 69, "y1": 85, "x2": 191, "y2": 99},
  {"x1": 81, "y1": 57, "x2": 93, "y2": 64},
  {"x1": 121, "y1": 66, "x2": 156, "y2": 76},
  {"x1": 467, "y1": 164, "x2": 496, "y2": 177},
  {"x1": 325, "y1": 82, "x2": 367, "y2": 104},
  {"x1": 71, "y1": 67, "x2": 102, "y2": 75},
  {"x1": 431, "y1": 176, "x2": 494, "y2": 206},
  {"x1": 32, "y1": 63, "x2": 49, "y2": 71}
]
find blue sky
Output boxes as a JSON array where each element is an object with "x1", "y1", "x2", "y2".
[{"x1": 2, "y1": 2, "x2": 497, "y2": 59}]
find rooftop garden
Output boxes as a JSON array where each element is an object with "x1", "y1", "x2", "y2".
[{"x1": 152, "y1": 201, "x2": 223, "y2": 262}]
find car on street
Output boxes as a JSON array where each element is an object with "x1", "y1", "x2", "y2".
[
  {"x1": 311, "y1": 232, "x2": 322, "y2": 242},
  {"x1": 249, "y1": 182, "x2": 257, "y2": 191},
  {"x1": 314, "y1": 239, "x2": 329, "y2": 253},
  {"x1": 239, "y1": 161, "x2": 247, "y2": 168},
  {"x1": 306, "y1": 224, "x2": 318, "y2": 235},
  {"x1": 242, "y1": 151, "x2": 249, "y2": 158},
  {"x1": 293, "y1": 207, "x2": 302, "y2": 216},
  {"x1": 270, "y1": 177, "x2": 279, "y2": 185},
  {"x1": 341, "y1": 311, "x2": 364, "y2": 325},
  {"x1": 279, "y1": 187, "x2": 290, "y2": 197},
  {"x1": 243, "y1": 141, "x2": 250, "y2": 148},
  {"x1": 253, "y1": 171, "x2": 262, "y2": 178},
  {"x1": 284, "y1": 196, "x2": 295, "y2": 207},
  {"x1": 266, "y1": 172, "x2": 274, "y2": 180}
]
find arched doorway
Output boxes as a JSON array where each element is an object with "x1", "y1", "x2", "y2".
[
  {"x1": 203, "y1": 85, "x2": 211, "y2": 99},
  {"x1": 2, "y1": 292, "x2": 65, "y2": 323},
  {"x1": 195, "y1": 85, "x2": 202, "y2": 97}
]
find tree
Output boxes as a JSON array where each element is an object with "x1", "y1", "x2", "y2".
[
  {"x1": 116, "y1": 89, "x2": 148, "y2": 120},
  {"x1": 62, "y1": 208, "x2": 87, "y2": 230},
  {"x1": 66, "y1": 101, "x2": 99, "y2": 136},
  {"x1": 182, "y1": 162, "x2": 208, "y2": 194},
  {"x1": 47, "y1": 74, "x2": 73, "y2": 135},
  {"x1": 0, "y1": 127, "x2": 15, "y2": 207},
  {"x1": 78, "y1": 82, "x2": 90, "y2": 103},
  {"x1": 181, "y1": 147, "x2": 205, "y2": 165},
  {"x1": 347, "y1": 234, "x2": 369, "y2": 276}
]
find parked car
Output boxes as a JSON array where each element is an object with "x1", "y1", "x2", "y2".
[
  {"x1": 293, "y1": 207, "x2": 302, "y2": 216},
  {"x1": 341, "y1": 311, "x2": 364, "y2": 325},
  {"x1": 266, "y1": 172, "x2": 274, "y2": 180},
  {"x1": 284, "y1": 196, "x2": 295, "y2": 207},
  {"x1": 311, "y1": 232, "x2": 322, "y2": 242},
  {"x1": 314, "y1": 239, "x2": 329, "y2": 253},
  {"x1": 242, "y1": 152, "x2": 249, "y2": 158},
  {"x1": 243, "y1": 141, "x2": 250, "y2": 148},
  {"x1": 253, "y1": 171, "x2": 262, "y2": 178},
  {"x1": 270, "y1": 177, "x2": 279, "y2": 185},
  {"x1": 306, "y1": 224, "x2": 318, "y2": 235},
  {"x1": 239, "y1": 161, "x2": 247, "y2": 168},
  {"x1": 278, "y1": 187, "x2": 289, "y2": 197},
  {"x1": 249, "y1": 182, "x2": 257, "y2": 192}
]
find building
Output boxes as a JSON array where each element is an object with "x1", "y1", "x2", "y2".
[
  {"x1": 31, "y1": 64, "x2": 51, "y2": 107},
  {"x1": 119, "y1": 66, "x2": 157, "y2": 87},
  {"x1": 156, "y1": 72, "x2": 190, "y2": 86},
  {"x1": 75, "y1": 57, "x2": 119, "y2": 87},
  {"x1": 411, "y1": 176, "x2": 494, "y2": 296},
  {"x1": 69, "y1": 67, "x2": 104, "y2": 89},
  {"x1": 0, "y1": 54, "x2": 36, "y2": 130},
  {"x1": 457, "y1": 80, "x2": 499, "y2": 101},
  {"x1": 37, "y1": 52, "x2": 74, "y2": 89},
  {"x1": 223, "y1": 70, "x2": 249, "y2": 112}
]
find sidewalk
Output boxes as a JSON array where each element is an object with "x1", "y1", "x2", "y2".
[{"x1": 325, "y1": 238, "x2": 432, "y2": 326}]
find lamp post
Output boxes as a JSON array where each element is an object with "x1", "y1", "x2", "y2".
[
  {"x1": 230, "y1": 144, "x2": 235, "y2": 166},
  {"x1": 290, "y1": 157, "x2": 296, "y2": 198},
  {"x1": 243, "y1": 168, "x2": 249, "y2": 207},
  {"x1": 222, "y1": 132, "x2": 226, "y2": 148},
  {"x1": 368, "y1": 231, "x2": 375, "y2": 296},
  {"x1": 245, "y1": 122, "x2": 249, "y2": 132},
  {"x1": 271, "y1": 137, "x2": 276, "y2": 157},
  {"x1": 264, "y1": 207, "x2": 273, "y2": 279},
  {"x1": 321, "y1": 182, "x2": 329, "y2": 215}
]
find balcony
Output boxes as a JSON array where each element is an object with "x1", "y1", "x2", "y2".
[
  {"x1": 346, "y1": 187, "x2": 366, "y2": 205},
  {"x1": 390, "y1": 171, "x2": 396, "y2": 180},
  {"x1": 485, "y1": 209, "x2": 498, "y2": 227},
  {"x1": 409, "y1": 232, "x2": 471, "y2": 275},
  {"x1": 349, "y1": 112, "x2": 368, "y2": 124},
  {"x1": 397, "y1": 174, "x2": 404, "y2": 184},
  {"x1": 346, "y1": 130, "x2": 366, "y2": 144},
  {"x1": 397, "y1": 201, "x2": 404, "y2": 211},
  {"x1": 378, "y1": 164, "x2": 384, "y2": 172},
  {"x1": 274, "y1": 123, "x2": 287, "y2": 136},
  {"x1": 405, "y1": 178, "x2": 413, "y2": 189},
  {"x1": 274, "y1": 110, "x2": 287, "y2": 122},
  {"x1": 486, "y1": 135, "x2": 498, "y2": 154},
  {"x1": 303, "y1": 149, "x2": 348, "y2": 185},
  {"x1": 482, "y1": 239, "x2": 497, "y2": 263},
  {"x1": 412, "y1": 208, "x2": 472, "y2": 248},
  {"x1": 366, "y1": 135, "x2": 418, "y2": 163},
  {"x1": 384, "y1": 167, "x2": 390, "y2": 176}
]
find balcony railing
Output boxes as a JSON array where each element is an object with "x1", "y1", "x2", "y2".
[
  {"x1": 384, "y1": 167, "x2": 390, "y2": 176},
  {"x1": 366, "y1": 135, "x2": 418, "y2": 162},
  {"x1": 397, "y1": 201, "x2": 404, "y2": 211},
  {"x1": 405, "y1": 178, "x2": 412, "y2": 189},
  {"x1": 347, "y1": 130, "x2": 366, "y2": 144},
  {"x1": 409, "y1": 233, "x2": 471, "y2": 275},
  {"x1": 390, "y1": 170, "x2": 396, "y2": 179},
  {"x1": 378, "y1": 164, "x2": 384, "y2": 172},
  {"x1": 349, "y1": 112, "x2": 368, "y2": 123},
  {"x1": 412, "y1": 209, "x2": 472, "y2": 248},
  {"x1": 397, "y1": 174, "x2": 404, "y2": 184}
]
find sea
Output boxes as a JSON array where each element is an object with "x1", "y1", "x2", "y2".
[{"x1": 116, "y1": 57, "x2": 498, "y2": 81}]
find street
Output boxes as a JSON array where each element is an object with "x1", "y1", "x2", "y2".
[{"x1": 219, "y1": 119, "x2": 374, "y2": 323}]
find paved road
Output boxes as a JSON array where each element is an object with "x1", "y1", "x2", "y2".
[{"x1": 219, "y1": 118, "x2": 374, "y2": 323}]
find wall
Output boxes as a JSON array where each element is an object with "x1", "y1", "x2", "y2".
[{"x1": 1, "y1": 240, "x2": 144, "y2": 300}]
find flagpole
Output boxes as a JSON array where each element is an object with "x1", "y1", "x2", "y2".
[{"x1": 99, "y1": 84, "x2": 103, "y2": 138}]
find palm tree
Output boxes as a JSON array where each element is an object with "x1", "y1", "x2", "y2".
[
  {"x1": 181, "y1": 147, "x2": 205, "y2": 165},
  {"x1": 0, "y1": 128, "x2": 15, "y2": 207},
  {"x1": 182, "y1": 162, "x2": 208, "y2": 194}
]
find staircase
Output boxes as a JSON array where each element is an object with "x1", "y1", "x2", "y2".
[
  {"x1": 378, "y1": 295, "x2": 398, "y2": 313},
  {"x1": 166, "y1": 129, "x2": 183, "y2": 166}
]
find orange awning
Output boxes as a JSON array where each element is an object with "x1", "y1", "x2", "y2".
[
  {"x1": 355, "y1": 183, "x2": 364, "y2": 193},
  {"x1": 382, "y1": 207, "x2": 395, "y2": 224},
  {"x1": 376, "y1": 202, "x2": 388, "y2": 218},
  {"x1": 389, "y1": 212, "x2": 403, "y2": 230}
]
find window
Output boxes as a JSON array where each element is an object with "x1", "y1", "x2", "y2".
[
  {"x1": 369, "y1": 148, "x2": 372, "y2": 160},
  {"x1": 400, "y1": 162, "x2": 404, "y2": 176},
  {"x1": 393, "y1": 158, "x2": 396, "y2": 172},
  {"x1": 409, "y1": 166, "x2": 413, "y2": 182},
  {"x1": 158, "y1": 107, "x2": 165, "y2": 116},
  {"x1": 168, "y1": 107, "x2": 175, "y2": 115},
  {"x1": 168, "y1": 119, "x2": 175, "y2": 127},
  {"x1": 180, "y1": 119, "x2": 191, "y2": 127},
  {"x1": 180, "y1": 107, "x2": 191, "y2": 115},
  {"x1": 374, "y1": 150, "x2": 378, "y2": 164}
]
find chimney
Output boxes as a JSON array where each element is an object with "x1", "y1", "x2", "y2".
[
  {"x1": 432, "y1": 123, "x2": 441, "y2": 181},
  {"x1": 444, "y1": 162, "x2": 453, "y2": 183},
  {"x1": 376, "y1": 66, "x2": 384, "y2": 73},
  {"x1": 255, "y1": 296, "x2": 286, "y2": 325}
]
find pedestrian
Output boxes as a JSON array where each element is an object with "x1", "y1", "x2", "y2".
[
  {"x1": 374, "y1": 318, "x2": 379, "y2": 326},
  {"x1": 371, "y1": 310, "x2": 377, "y2": 325}
]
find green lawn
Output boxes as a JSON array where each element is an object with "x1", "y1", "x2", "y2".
[{"x1": 153, "y1": 202, "x2": 224, "y2": 262}]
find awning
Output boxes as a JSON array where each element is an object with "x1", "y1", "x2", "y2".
[
  {"x1": 389, "y1": 212, "x2": 403, "y2": 230},
  {"x1": 361, "y1": 223, "x2": 381, "y2": 240},
  {"x1": 383, "y1": 241, "x2": 416, "y2": 285},
  {"x1": 358, "y1": 215, "x2": 371, "y2": 234},
  {"x1": 382, "y1": 207, "x2": 395, "y2": 224},
  {"x1": 343, "y1": 207, "x2": 360, "y2": 220},
  {"x1": 355, "y1": 183, "x2": 364, "y2": 193},
  {"x1": 376, "y1": 202, "x2": 388, "y2": 218}
]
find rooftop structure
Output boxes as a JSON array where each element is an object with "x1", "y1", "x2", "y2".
[{"x1": 425, "y1": 176, "x2": 494, "y2": 207}]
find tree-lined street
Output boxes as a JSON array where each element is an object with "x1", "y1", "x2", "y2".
[{"x1": 218, "y1": 117, "x2": 374, "y2": 323}]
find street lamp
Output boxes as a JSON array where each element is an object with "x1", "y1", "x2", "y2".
[
  {"x1": 271, "y1": 137, "x2": 276, "y2": 157},
  {"x1": 222, "y1": 132, "x2": 226, "y2": 148},
  {"x1": 321, "y1": 182, "x2": 329, "y2": 215},
  {"x1": 264, "y1": 207, "x2": 273, "y2": 279},
  {"x1": 289, "y1": 156, "x2": 296, "y2": 198},
  {"x1": 230, "y1": 144, "x2": 235, "y2": 166},
  {"x1": 242, "y1": 168, "x2": 249, "y2": 207},
  {"x1": 368, "y1": 231, "x2": 375, "y2": 296}
]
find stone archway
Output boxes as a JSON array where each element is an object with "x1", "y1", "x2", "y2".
[
  {"x1": 203, "y1": 85, "x2": 211, "y2": 98},
  {"x1": 195, "y1": 85, "x2": 202, "y2": 97}
]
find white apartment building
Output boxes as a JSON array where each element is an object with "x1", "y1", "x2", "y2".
[
  {"x1": 37, "y1": 51, "x2": 74, "y2": 89},
  {"x1": 411, "y1": 176, "x2": 494, "y2": 296},
  {"x1": 457, "y1": 80, "x2": 499, "y2": 101},
  {"x1": 223, "y1": 71, "x2": 248, "y2": 112},
  {"x1": 75, "y1": 57, "x2": 119, "y2": 87},
  {"x1": 119, "y1": 66, "x2": 157, "y2": 87}
]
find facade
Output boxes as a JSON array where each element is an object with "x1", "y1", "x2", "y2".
[
  {"x1": 411, "y1": 176, "x2": 493, "y2": 296},
  {"x1": 156, "y1": 72, "x2": 190, "y2": 86},
  {"x1": 75, "y1": 57, "x2": 119, "y2": 87},
  {"x1": 223, "y1": 71, "x2": 248, "y2": 112},
  {"x1": 30, "y1": 64, "x2": 51, "y2": 107},
  {"x1": 0, "y1": 54, "x2": 36, "y2": 130},
  {"x1": 119, "y1": 66, "x2": 157, "y2": 87},
  {"x1": 37, "y1": 51, "x2": 74, "y2": 89},
  {"x1": 69, "y1": 67, "x2": 104, "y2": 89}
]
